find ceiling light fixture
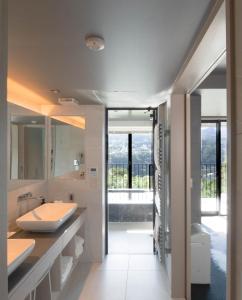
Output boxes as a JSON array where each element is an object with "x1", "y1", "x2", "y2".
[{"x1": 85, "y1": 35, "x2": 105, "y2": 51}]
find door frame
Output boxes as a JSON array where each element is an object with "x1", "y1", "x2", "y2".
[
  {"x1": 170, "y1": 1, "x2": 227, "y2": 299},
  {"x1": 105, "y1": 107, "x2": 157, "y2": 255}
]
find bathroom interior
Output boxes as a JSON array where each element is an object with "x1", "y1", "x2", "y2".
[{"x1": 1, "y1": 0, "x2": 238, "y2": 299}]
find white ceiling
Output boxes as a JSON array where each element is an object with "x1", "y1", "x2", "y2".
[
  {"x1": 109, "y1": 109, "x2": 153, "y2": 121},
  {"x1": 8, "y1": 0, "x2": 212, "y2": 107},
  {"x1": 108, "y1": 110, "x2": 153, "y2": 132}
]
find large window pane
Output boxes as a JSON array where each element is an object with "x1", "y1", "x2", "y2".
[
  {"x1": 132, "y1": 133, "x2": 152, "y2": 189},
  {"x1": 108, "y1": 134, "x2": 128, "y2": 189},
  {"x1": 201, "y1": 123, "x2": 218, "y2": 213}
]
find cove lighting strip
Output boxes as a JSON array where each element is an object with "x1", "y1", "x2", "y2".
[
  {"x1": 7, "y1": 78, "x2": 85, "y2": 129},
  {"x1": 51, "y1": 116, "x2": 85, "y2": 129}
]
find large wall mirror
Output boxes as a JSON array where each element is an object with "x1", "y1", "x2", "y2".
[
  {"x1": 51, "y1": 116, "x2": 85, "y2": 178},
  {"x1": 10, "y1": 113, "x2": 45, "y2": 180}
]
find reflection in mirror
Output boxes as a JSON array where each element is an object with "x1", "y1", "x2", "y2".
[
  {"x1": 10, "y1": 115, "x2": 45, "y2": 180},
  {"x1": 51, "y1": 117, "x2": 85, "y2": 177}
]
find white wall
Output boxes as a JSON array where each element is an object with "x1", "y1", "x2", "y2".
[
  {"x1": 8, "y1": 181, "x2": 48, "y2": 229},
  {"x1": 169, "y1": 94, "x2": 186, "y2": 299},
  {"x1": 47, "y1": 105, "x2": 105, "y2": 262},
  {"x1": 201, "y1": 89, "x2": 227, "y2": 117}
]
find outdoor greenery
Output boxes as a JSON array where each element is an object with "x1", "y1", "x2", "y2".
[
  {"x1": 201, "y1": 124, "x2": 227, "y2": 198},
  {"x1": 108, "y1": 133, "x2": 152, "y2": 189},
  {"x1": 108, "y1": 166, "x2": 150, "y2": 189},
  {"x1": 108, "y1": 127, "x2": 227, "y2": 196},
  {"x1": 201, "y1": 163, "x2": 227, "y2": 198}
]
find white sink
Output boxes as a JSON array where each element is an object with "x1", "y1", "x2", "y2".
[
  {"x1": 16, "y1": 203, "x2": 78, "y2": 232},
  {"x1": 8, "y1": 239, "x2": 35, "y2": 275}
]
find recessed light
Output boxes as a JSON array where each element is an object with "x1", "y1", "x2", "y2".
[{"x1": 85, "y1": 35, "x2": 105, "y2": 51}]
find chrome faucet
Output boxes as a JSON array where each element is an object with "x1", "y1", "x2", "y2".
[{"x1": 17, "y1": 192, "x2": 46, "y2": 205}]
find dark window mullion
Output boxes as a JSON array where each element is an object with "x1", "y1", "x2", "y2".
[
  {"x1": 216, "y1": 121, "x2": 222, "y2": 214},
  {"x1": 128, "y1": 133, "x2": 132, "y2": 189}
]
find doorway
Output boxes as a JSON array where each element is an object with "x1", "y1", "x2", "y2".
[
  {"x1": 106, "y1": 108, "x2": 156, "y2": 254},
  {"x1": 190, "y1": 67, "x2": 227, "y2": 300}
]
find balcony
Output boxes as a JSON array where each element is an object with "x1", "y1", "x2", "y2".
[{"x1": 201, "y1": 163, "x2": 227, "y2": 214}]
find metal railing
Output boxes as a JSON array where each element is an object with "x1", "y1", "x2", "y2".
[
  {"x1": 201, "y1": 163, "x2": 227, "y2": 198},
  {"x1": 108, "y1": 163, "x2": 153, "y2": 189},
  {"x1": 201, "y1": 163, "x2": 217, "y2": 198}
]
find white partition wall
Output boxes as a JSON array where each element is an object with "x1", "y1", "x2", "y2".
[
  {"x1": 190, "y1": 95, "x2": 201, "y2": 224},
  {"x1": 158, "y1": 96, "x2": 186, "y2": 299},
  {"x1": 170, "y1": 94, "x2": 186, "y2": 299},
  {"x1": 0, "y1": 0, "x2": 8, "y2": 298}
]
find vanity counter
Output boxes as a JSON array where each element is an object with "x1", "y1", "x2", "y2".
[{"x1": 8, "y1": 207, "x2": 86, "y2": 299}]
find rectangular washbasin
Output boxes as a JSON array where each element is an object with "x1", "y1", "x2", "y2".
[
  {"x1": 16, "y1": 203, "x2": 78, "y2": 232},
  {"x1": 8, "y1": 239, "x2": 35, "y2": 275}
]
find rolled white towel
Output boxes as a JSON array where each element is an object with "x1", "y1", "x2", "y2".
[
  {"x1": 154, "y1": 213, "x2": 161, "y2": 243},
  {"x1": 75, "y1": 235, "x2": 84, "y2": 245},
  {"x1": 74, "y1": 236, "x2": 85, "y2": 259},
  {"x1": 61, "y1": 255, "x2": 73, "y2": 285}
]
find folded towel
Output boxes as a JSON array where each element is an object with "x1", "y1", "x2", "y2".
[
  {"x1": 74, "y1": 236, "x2": 84, "y2": 258},
  {"x1": 61, "y1": 256, "x2": 73, "y2": 285},
  {"x1": 154, "y1": 213, "x2": 161, "y2": 243},
  {"x1": 75, "y1": 235, "x2": 84, "y2": 245}
]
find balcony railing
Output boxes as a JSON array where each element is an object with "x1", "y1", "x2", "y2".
[
  {"x1": 201, "y1": 163, "x2": 217, "y2": 198},
  {"x1": 108, "y1": 163, "x2": 153, "y2": 189}
]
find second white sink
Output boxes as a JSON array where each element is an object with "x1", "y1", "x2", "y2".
[
  {"x1": 8, "y1": 239, "x2": 35, "y2": 275},
  {"x1": 16, "y1": 203, "x2": 78, "y2": 232}
]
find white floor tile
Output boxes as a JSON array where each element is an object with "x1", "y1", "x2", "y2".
[
  {"x1": 109, "y1": 222, "x2": 153, "y2": 254},
  {"x1": 92, "y1": 254, "x2": 130, "y2": 271},
  {"x1": 59, "y1": 255, "x2": 171, "y2": 300},
  {"x1": 129, "y1": 254, "x2": 161, "y2": 270},
  {"x1": 126, "y1": 270, "x2": 170, "y2": 300},
  {"x1": 78, "y1": 269, "x2": 127, "y2": 300}
]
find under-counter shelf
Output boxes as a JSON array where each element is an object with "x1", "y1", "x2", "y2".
[
  {"x1": 50, "y1": 233, "x2": 85, "y2": 296},
  {"x1": 8, "y1": 208, "x2": 86, "y2": 300}
]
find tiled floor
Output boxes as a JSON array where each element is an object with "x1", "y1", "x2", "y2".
[
  {"x1": 109, "y1": 222, "x2": 153, "y2": 254},
  {"x1": 59, "y1": 254, "x2": 171, "y2": 300}
]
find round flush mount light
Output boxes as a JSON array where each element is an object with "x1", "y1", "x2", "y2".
[{"x1": 85, "y1": 35, "x2": 105, "y2": 51}]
